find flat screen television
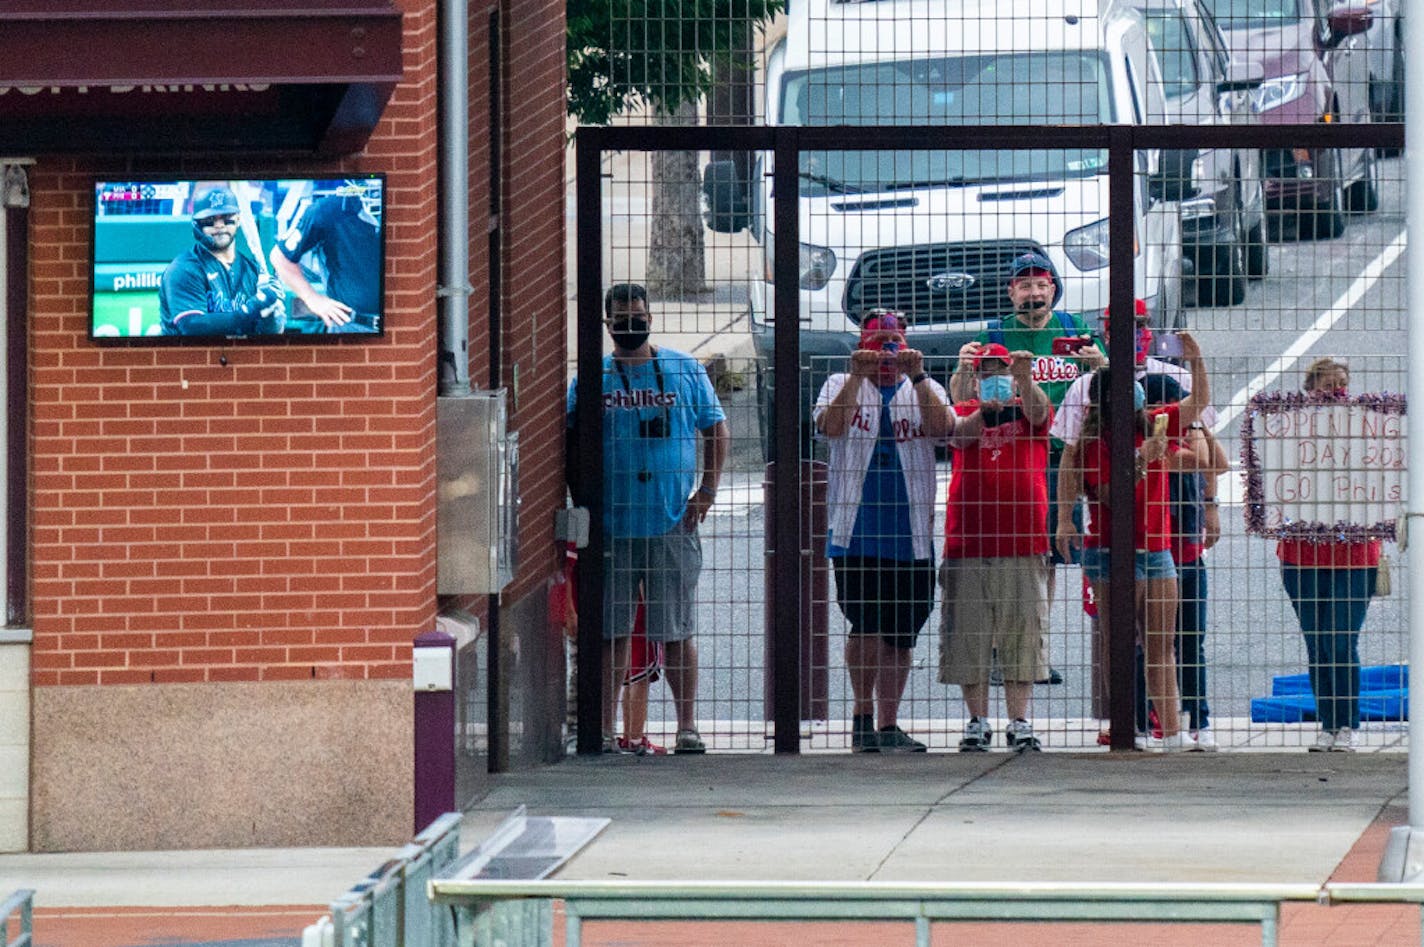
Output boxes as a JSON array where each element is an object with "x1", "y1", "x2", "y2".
[{"x1": 91, "y1": 176, "x2": 386, "y2": 340}]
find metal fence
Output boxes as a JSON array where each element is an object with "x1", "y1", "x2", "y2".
[
  {"x1": 568, "y1": 115, "x2": 1406, "y2": 756},
  {"x1": 561, "y1": 0, "x2": 1410, "y2": 758},
  {"x1": 427, "y1": 878, "x2": 1424, "y2": 946},
  {"x1": 1, "y1": 890, "x2": 32, "y2": 947},
  {"x1": 302, "y1": 813, "x2": 461, "y2": 947}
]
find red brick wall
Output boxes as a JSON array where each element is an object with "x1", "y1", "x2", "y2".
[
  {"x1": 27, "y1": 0, "x2": 444, "y2": 687},
  {"x1": 457, "y1": 0, "x2": 567, "y2": 611}
]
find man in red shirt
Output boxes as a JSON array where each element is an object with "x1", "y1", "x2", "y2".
[{"x1": 938, "y1": 344, "x2": 1053, "y2": 751}]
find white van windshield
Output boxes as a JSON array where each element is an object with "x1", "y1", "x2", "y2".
[
  {"x1": 1198, "y1": 0, "x2": 1301, "y2": 28},
  {"x1": 781, "y1": 51, "x2": 1114, "y2": 191}
]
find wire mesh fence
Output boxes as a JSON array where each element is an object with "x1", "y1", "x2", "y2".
[{"x1": 565, "y1": 0, "x2": 1407, "y2": 755}]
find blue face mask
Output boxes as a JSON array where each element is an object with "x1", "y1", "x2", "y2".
[
  {"x1": 1133, "y1": 381, "x2": 1146, "y2": 411},
  {"x1": 979, "y1": 374, "x2": 1014, "y2": 403}
]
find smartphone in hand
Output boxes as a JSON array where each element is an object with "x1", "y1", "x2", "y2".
[
  {"x1": 1051, "y1": 336, "x2": 1092, "y2": 356},
  {"x1": 1153, "y1": 332, "x2": 1184, "y2": 358},
  {"x1": 1152, "y1": 413, "x2": 1170, "y2": 437}
]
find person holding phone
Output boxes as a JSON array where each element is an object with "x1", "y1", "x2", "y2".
[
  {"x1": 948, "y1": 254, "x2": 1103, "y2": 687},
  {"x1": 815, "y1": 310, "x2": 952, "y2": 752},
  {"x1": 938, "y1": 344, "x2": 1054, "y2": 751},
  {"x1": 1050, "y1": 299, "x2": 1209, "y2": 448},
  {"x1": 1055, "y1": 332, "x2": 1212, "y2": 751}
]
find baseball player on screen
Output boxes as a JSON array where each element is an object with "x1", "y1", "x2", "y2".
[
  {"x1": 158, "y1": 187, "x2": 286, "y2": 337},
  {"x1": 270, "y1": 180, "x2": 382, "y2": 334}
]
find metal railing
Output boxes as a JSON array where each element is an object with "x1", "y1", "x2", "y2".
[
  {"x1": 302, "y1": 812, "x2": 462, "y2": 947},
  {"x1": 1, "y1": 890, "x2": 33, "y2": 947},
  {"x1": 428, "y1": 878, "x2": 1424, "y2": 947}
]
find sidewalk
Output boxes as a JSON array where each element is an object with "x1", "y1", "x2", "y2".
[{"x1": 0, "y1": 753, "x2": 1415, "y2": 945}]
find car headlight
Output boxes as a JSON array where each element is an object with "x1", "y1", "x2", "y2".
[
  {"x1": 1250, "y1": 74, "x2": 1307, "y2": 114},
  {"x1": 1064, "y1": 219, "x2": 1110, "y2": 271},
  {"x1": 798, "y1": 242, "x2": 837, "y2": 290}
]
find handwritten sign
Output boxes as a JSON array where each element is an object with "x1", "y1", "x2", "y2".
[{"x1": 1242, "y1": 393, "x2": 1406, "y2": 540}]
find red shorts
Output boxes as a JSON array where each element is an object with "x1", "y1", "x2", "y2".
[
  {"x1": 625, "y1": 597, "x2": 665, "y2": 685},
  {"x1": 559, "y1": 545, "x2": 663, "y2": 685}
]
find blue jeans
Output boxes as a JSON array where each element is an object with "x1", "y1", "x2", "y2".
[
  {"x1": 1280, "y1": 566, "x2": 1375, "y2": 732},
  {"x1": 1177, "y1": 557, "x2": 1209, "y2": 730}
]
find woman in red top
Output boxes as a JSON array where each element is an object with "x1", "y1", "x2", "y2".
[
  {"x1": 1056, "y1": 332, "x2": 1210, "y2": 750},
  {"x1": 1278, "y1": 358, "x2": 1381, "y2": 753}
]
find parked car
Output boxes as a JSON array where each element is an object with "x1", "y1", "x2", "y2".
[
  {"x1": 704, "y1": 0, "x2": 1186, "y2": 457},
  {"x1": 1138, "y1": 0, "x2": 1269, "y2": 305},
  {"x1": 1199, "y1": 0, "x2": 1379, "y2": 239},
  {"x1": 1362, "y1": 0, "x2": 1404, "y2": 123}
]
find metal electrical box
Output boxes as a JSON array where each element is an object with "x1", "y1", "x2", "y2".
[{"x1": 437, "y1": 391, "x2": 519, "y2": 594}]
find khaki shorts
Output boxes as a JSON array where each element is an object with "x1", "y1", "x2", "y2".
[{"x1": 938, "y1": 557, "x2": 1049, "y2": 686}]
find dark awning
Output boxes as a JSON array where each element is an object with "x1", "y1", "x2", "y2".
[{"x1": 0, "y1": 1, "x2": 403, "y2": 156}]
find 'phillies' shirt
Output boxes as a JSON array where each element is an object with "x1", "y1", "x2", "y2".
[
  {"x1": 975, "y1": 310, "x2": 1095, "y2": 410},
  {"x1": 566, "y1": 347, "x2": 725, "y2": 538},
  {"x1": 1080, "y1": 403, "x2": 1182, "y2": 553},
  {"x1": 943, "y1": 400, "x2": 1052, "y2": 560}
]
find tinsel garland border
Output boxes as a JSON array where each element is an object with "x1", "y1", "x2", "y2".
[{"x1": 1240, "y1": 390, "x2": 1406, "y2": 541}]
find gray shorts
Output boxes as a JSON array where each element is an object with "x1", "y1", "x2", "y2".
[
  {"x1": 938, "y1": 557, "x2": 1049, "y2": 686},
  {"x1": 604, "y1": 524, "x2": 702, "y2": 643}
]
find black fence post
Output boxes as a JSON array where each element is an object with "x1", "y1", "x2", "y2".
[
  {"x1": 573, "y1": 130, "x2": 606, "y2": 757},
  {"x1": 771, "y1": 127, "x2": 805, "y2": 753},
  {"x1": 1107, "y1": 126, "x2": 1138, "y2": 751}
]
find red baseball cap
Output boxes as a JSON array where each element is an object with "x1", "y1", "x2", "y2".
[
  {"x1": 1101, "y1": 298, "x2": 1150, "y2": 321},
  {"x1": 858, "y1": 311, "x2": 906, "y2": 349},
  {"x1": 973, "y1": 342, "x2": 1014, "y2": 367}
]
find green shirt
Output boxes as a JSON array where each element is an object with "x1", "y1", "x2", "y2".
[{"x1": 974, "y1": 310, "x2": 1096, "y2": 409}]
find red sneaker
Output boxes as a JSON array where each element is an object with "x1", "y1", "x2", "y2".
[
  {"x1": 632, "y1": 736, "x2": 667, "y2": 756},
  {"x1": 1096, "y1": 729, "x2": 1112, "y2": 746},
  {"x1": 618, "y1": 735, "x2": 667, "y2": 756}
]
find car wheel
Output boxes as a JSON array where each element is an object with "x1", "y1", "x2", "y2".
[
  {"x1": 1347, "y1": 145, "x2": 1380, "y2": 214},
  {"x1": 1245, "y1": 218, "x2": 1269, "y2": 280},
  {"x1": 1306, "y1": 150, "x2": 1348, "y2": 240},
  {"x1": 754, "y1": 360, "x2": 775, "y2": 464},
  {"x1": 1196, "y1": 206, "x2": 1247, "y2": 307}
]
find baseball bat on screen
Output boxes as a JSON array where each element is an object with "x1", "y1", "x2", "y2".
[{"x1": 231, "y1": 180, "x2": 270, "y2": 277}]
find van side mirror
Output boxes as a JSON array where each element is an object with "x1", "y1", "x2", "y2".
[
  {"x1": 1325, "y1": 5, "x2": 1372, "y2": 46},
  {"x1": 1217, "y1": 58, "x2": 1265, "y2": 93},
  {"x1": 702, "y1": 160, "x2": 751, "y2": 233},
  {"x1": 1150, "y1": 148, "x2": 1199, "y2": 204}
]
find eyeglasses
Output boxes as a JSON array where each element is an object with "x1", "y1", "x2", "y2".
[{"x1": 201, "y1": 215, "x2": 236, "y2": 228}]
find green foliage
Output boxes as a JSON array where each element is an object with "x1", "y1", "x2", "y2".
[{"x1": 568, "y1": 0, "x2": 784, "y2": 124}]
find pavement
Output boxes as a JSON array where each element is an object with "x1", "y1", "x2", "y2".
[{"x1": 0, "y1": 752, "x2": 1419, "y2": 945}]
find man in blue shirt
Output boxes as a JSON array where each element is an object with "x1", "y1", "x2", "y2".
[{"x1": 567, "y1": 283, "x2": 729, "y2": 754}]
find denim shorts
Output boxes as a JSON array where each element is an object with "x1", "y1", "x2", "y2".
[{"x1": 1081, "y1": 547, "x2": 1177, "y2": 582}]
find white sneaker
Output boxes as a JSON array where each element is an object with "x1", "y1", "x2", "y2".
[
  {"x1": 1146, "y1": 732, "x2": 1200, "y2": 753},
  {"x1": 1309, "y1": 730, "x2": 1336, "y2": 752},
  {"x1": 1192, "y1": 728, "x2": 1219, "y2": 752},
  {"x1": 1330, "y1": 727, "x2": 1357, "y2": 752}
]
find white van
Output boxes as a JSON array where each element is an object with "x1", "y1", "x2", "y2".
[{"x1": 704, "y1": 0, "x2": 1186, "y2": 452}]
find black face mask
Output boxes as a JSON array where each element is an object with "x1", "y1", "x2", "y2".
[{"x1": 610, "y1": 318, "x2": 650, "y2": 351}]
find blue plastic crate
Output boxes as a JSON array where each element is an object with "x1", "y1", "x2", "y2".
[
  {"x1": 1363, "y1": 664, "x2": 1408, "y2": 693},
  {"x1": 1271, "y1": 673, "x2": 1312, "y2": 697},
  {"x1": 1250, "y1": 694, "x2": 1317, "y2": 723},
  {"x1": 1360, "y1": 688, "x2": 1408, "y2": 721}
]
